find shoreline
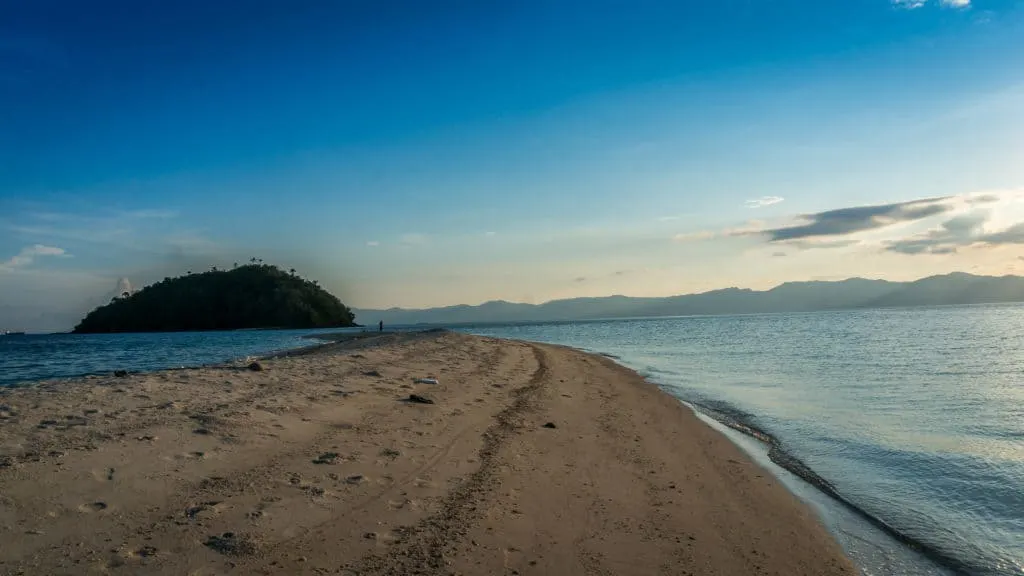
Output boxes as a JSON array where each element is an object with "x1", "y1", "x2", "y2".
[
  {"x1": 681, "y1": 399, "x2": 965, "y2": 575},
  {"x1": 512, "y1": 338, "x2": 962, "y2": 576},
  {"x1": 0, "y1": 331, "x2": 856, "y2": 574}
]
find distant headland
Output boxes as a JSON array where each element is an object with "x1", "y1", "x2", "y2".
[{"x1": 73, "y1": 263, "x2": 356, "y2": 333}]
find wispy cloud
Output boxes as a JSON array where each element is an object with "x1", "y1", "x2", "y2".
[
  {"x1": 1, "y1": 244, "x2": 68, "y2": 270},
  {"x1": 484, "y1": 231, "x2": 497, "y2": 237},
  {"x1": 119, "y1": 209, "x2": 179, "y2": 219},
  {"x1": 656, "y1": 215, "x2": 681, "y2": 222},
  {"x1": 366, "y1": 240, "x2": 380, "y2": 247},
  {"x1": 758, "y1": 197, "x2": 952, "y2": 242},
  {"x1": 163, "y1": 232, "x2": 218, "y2": 256},
  {"x1": 745, "y1": 196, "x2": 785, "y2": 208},
  {"x1": 399, "y1": 233, "x2": 428, "y2": 246},
  {"x1": 893, "y1": 0, "x2": 970, "y2": 9},
  {"x1": 5, "y1": 207, "x2": 180, "y2": 246},
  {"x1": 886, "y1": 218, "x2": 1024, "y2": 255},
  {"x1": 716, "y1": 191, "x2": 1024, "y2": 253},
  {"x1": 885, "y1": 212, "x2": 987, "y2": 254},
  {"x1": 672, "y1": 230, "x2": 716, "y2": 243}
]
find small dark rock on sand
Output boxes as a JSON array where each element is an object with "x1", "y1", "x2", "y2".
[
  {"x1": 205, "y1": 532, "x2": 259, "y2": 556},
  {"x1": 137, "y1": 546, "x2": 159, "y2": 558},
  {"x1": 113, "y1": 370, "x2": 128, "y2": 378},
  {"x1": 407, "y1": 394, "x2": 434, "y2": 405},
  {"x1": 313, "y1": 452, "x2": 340, "y2": 465},
  {"x1": 542, "y1": 422, "x2": 558, "y2": 429},
  {"x1": 247, "y1": 362, "x2": 264, "y2": 372},
  {"x1": 363, "y1": 370, "x2": 383, "y2": 377}
]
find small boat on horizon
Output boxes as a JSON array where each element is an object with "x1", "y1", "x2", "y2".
[{"x1": 1, "y1": 331, "x2": 27, "y2": 336}]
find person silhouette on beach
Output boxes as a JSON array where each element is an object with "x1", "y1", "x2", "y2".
[{"x1": 379, "y1": 320, "x2": 383, "y2": 333}]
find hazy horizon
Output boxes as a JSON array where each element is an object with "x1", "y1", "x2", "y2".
[
  {"x1": 3, "y1": 1, "x2": 1023, "y2": 331},
  {"x1": 356, "y1": 270, "x2": 999, "y2": 311}
]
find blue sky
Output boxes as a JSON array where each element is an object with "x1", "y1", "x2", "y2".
[{"x1": 2, "y1": 0, "x2": 1023, "y2": 330}]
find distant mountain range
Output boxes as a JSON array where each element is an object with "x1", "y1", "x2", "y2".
[{"x1": 354, "y1": 272, "x2": 1024, "y2": 326}]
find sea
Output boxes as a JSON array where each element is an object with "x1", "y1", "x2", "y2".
[
  {"x1": 2, "y1": 306, "x2": 1022, "y2": 575},
  {"x1": 0, "y1": 327, "x2": 356, "y2": 386}
]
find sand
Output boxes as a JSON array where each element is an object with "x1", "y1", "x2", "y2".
[{"x1": 0, "y1": 331, "x2": 856, "y2": 575}]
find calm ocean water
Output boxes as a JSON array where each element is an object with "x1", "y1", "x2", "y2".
[
  {"x1": 0, "y1": 328, "x2": 358, "y2": 386},
  {"x1": 466, "y1": 306, "x2": 1024, "y2": 576},
  {"x1": 2, "y1": 308, "x2": 1022, "y2": 575}
]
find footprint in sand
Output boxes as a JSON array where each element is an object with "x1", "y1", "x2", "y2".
[
  {"x1": 186, "y1": 501, "x2": 224, "y2": 520},
  {"x1": 363, "y1": 530, "x2": 401, "y2": 546},
  {"x1": 386, "y1": 498, "x2": 422, "y2": 511},
  {"x1": 90, "y1": 468, "x2": 114, "y2": 482},
  {"x1": 345, "y1": 474, "x2": 368, "y2": 485},
  {"x1": 77, "y1": 501, "x2": 109, "y2": 513},
  {"x1": 302, "y1": 485, "x2": 328, "y2": 498}
]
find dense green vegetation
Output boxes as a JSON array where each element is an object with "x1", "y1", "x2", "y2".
[{"x1": 74, "y1": 264, "x2": 356, "y2": 333}]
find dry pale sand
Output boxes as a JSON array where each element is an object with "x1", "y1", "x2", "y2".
[{"x1": 0, "y1": 331, "x2": 856, "y2": 576}]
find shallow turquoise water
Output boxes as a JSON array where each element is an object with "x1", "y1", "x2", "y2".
[{"x1": 465, "y1": 306, "x2": 1024, "y2": 576}]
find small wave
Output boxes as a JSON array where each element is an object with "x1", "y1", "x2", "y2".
[{"x1": 684, "y1": 399, "x2": 975, "y2": 576}]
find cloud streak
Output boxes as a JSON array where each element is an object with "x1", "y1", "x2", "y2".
[
  {"x1": 885, "y1": 212, "x2": 987, "y2": 254},
  {"x1": 893, "y1": 0, "x2": 970, "y2": 9},
  {"x1": 884, "y1": 209, "x2": 1024, "y2": 255},
  {"x1": 399, "y1": 233, "x2": 428, "y2": 246},
  {"x1": 745, "y1": 196, "x2": 785, "y2": 208},
  {"x1": 1, "y1": 244, "x2": 68, "y2": 270},
  {"x1": 673, "y1": 231, "x2": 716, "y2": 243},
  {"x1": 759, "y1": 197, "x2": 952, "y2": 242}
]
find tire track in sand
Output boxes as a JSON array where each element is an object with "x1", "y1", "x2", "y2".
[{"x1": 346, "y1": 344, "x2": 550, "y2": 576}]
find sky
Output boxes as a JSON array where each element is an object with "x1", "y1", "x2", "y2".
[{"x1": 2, "y1": 0, "x2": 1023, "y2": 331}]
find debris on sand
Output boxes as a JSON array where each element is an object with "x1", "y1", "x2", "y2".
[
  {"x1": 204, "y1": 532, "x2": 259, "y2": 556},
  {"x1": 247, "y1": 361, "x2": 264, "y2": 372},
  {"x1": 542, "y1": 422, "x2": 558, "y2": 429},
  {"x1": 406, "y1": 394, "x2": 434, "y2": 405},
  {"x1": 313, "y1": 452, "x2": 340, "y2": 465},
  {"x1": 414, "y1": 377, "x2": 439, "y2": 385}
]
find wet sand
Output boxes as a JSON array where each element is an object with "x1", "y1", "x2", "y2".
[{"x1": 0, "y1": 331, "x2": 856, "y2": 575}]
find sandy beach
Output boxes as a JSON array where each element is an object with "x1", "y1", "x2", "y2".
[{"x1": 0, "y1": 331, "x2": 856, "y2": 575}]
